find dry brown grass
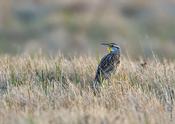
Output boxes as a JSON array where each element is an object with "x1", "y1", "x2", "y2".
[{"x1": 0, "y1": 53, "x2": 175, "y2": 124}]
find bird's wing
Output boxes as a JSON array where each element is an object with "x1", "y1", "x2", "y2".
[
  {"x1": 98, "y1": 53, "x2": 115, "y2": 73},
  {"x1": 95, "y1": 53, "x2": 118, "y2": 83}
]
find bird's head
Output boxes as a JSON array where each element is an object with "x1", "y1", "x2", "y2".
[{"x1": 101, "y1": 42, "x2": 120, "y2": 53}]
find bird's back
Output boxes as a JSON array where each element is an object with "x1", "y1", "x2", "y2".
[{"x1": 94, "y1": 52, "x2": 120, "y2": 84}]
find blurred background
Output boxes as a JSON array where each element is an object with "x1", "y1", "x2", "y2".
[{"x1": 0, "y1": 0, "x2": 175, "y2": 58}]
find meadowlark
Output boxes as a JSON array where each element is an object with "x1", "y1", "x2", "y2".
[{"x1": 93, "y1": 42, "x2": 120, "y2": 92}]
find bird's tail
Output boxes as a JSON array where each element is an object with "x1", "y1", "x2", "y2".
[{"x1": 91, "y1": 79, "x2": 101, "y2": 95}]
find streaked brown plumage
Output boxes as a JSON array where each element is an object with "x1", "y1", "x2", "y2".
[{"x1": 93, "y1": 43, "x2": 121, "y2": 92}]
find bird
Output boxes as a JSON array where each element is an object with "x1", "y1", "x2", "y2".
[{"x1": 92, "y1": 42, "x2": 121, "y2": 92}]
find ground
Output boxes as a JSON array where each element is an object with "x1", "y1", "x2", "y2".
[{"x1": 0, "y1": 54, "x2": 174, "y2": 124}]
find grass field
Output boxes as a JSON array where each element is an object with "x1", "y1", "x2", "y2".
[{"x1": 0, "y1": 53, "x2": 175, "y2": 124}]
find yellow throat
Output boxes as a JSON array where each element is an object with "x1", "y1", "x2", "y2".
[{"x1": 107, "y1": 47, "x2": 112, "y2": 53}]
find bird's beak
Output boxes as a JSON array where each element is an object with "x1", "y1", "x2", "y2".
[
  {"x1": 101, "y1": 43, "x2": 112, "y2": 53},
  {"x1": 101, "y1": 43, "x2": 110, "y2": 46}
]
